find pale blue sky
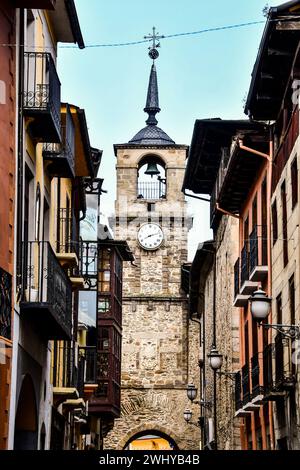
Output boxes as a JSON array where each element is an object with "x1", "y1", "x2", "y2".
[{"x1": 57, "y1": 0, "x2": 279, "y2": 260}]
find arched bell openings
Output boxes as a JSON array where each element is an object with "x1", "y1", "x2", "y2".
[{"x1": 137, "y1": 154, "x2": 166, "y2": 201}]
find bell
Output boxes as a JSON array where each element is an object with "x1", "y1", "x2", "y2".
[{"x1": 144, "y1": 162, "x2": 160, "y2": 178}]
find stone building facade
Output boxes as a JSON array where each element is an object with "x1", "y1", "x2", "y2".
[
  {"x1": 203, "y1": 216, "x2": 241, "y2": 450},
  {"x1": 105, "y1": 61, "x2": 199, "y2": 450}
]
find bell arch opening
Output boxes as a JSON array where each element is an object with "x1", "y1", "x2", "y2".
[
  {"x1": 123, "y1": 429, "x2": 178, "y2": 451},
  {"x1": 137, "y1": 155, "x2": 166, "y2": 201}
]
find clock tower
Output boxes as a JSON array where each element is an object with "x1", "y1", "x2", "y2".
[{"x1": 105, "y1": 30, "x2": 199, "y2": 450}]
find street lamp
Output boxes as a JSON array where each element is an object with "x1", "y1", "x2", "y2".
[
  {"x1": 207, "y1": 346, "x2": 223, "y2": 371},
  {"x1": 187, "y1": 383, "x2": 197, "y2": 402},
  {"x1": 250, "y1": 288, "x2": 300, "y2": 339},
  {"x1": 250, "y1": 288, "x2": 272, "y2": 321},
  {"x1": 183, "y1": 409, "x2": 192, "y2": 423}
]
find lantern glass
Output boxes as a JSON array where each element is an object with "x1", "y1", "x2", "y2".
[
  {"x1": 250, "y1": 289, "x2": 271, "y2": 321},
  {"x1": 187, "y1": 384, "x2": 197, "y2": 402},
  {"x1": 183, "y1": 409, "x2": 192, "y2": 423},
  {"x1": 208, "y1": 347, "x2": 223, "y2": 371}
]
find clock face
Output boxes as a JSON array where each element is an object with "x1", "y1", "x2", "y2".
[{"x1": 137, "y1": 223, "x2": 164, "y2": 251}]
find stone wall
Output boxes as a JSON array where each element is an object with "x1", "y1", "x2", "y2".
[{"x1": 200, "y1": 215, "x2": 241, "y2": 449}]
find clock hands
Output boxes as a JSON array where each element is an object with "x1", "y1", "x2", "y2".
[{"x1": 144, "y1": 231, "x2": 161, "y2": 240}]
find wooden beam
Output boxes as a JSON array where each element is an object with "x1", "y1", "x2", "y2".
[
  {"x1": 276, "y1": 21, "x2": 300, "y2": 31},
  {"x1": 268, "y1": 47, "x2": 293, "y2": 57}
]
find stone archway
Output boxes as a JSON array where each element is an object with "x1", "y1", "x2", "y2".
[
  {"x1": 118, "y1": 422, "x2": 180, "y2": 450},
  {"x1": 14, "y1": 374, "x2": 38, "y2": 450}
]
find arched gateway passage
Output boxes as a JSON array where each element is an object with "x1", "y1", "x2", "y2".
[
  {"x1": 123, "y1": 429, "x2": 179, "y2": 451},
  {"x1": 14, "y1": 374, "x2": 38, "y2": 450}
]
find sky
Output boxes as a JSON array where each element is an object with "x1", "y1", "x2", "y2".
[{"x1": 57, "y1": 0, "x2": 280, "y2": 261}]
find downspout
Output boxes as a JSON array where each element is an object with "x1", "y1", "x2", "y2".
[
  {"x1": 212, "y1": 249, "x2": 218, "y2": 450},
  {"x1": 16, "y1": 9, "x2": 25, "y2": 295}
]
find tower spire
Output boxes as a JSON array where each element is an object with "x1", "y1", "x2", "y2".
[{"x1": 143, "y1": 27, "x2": 164, "y2": 126}]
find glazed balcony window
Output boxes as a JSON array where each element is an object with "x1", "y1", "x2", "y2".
[
  {"x1": 23, "y1": 52, "x2": 61, "y2": 142},
  {"x1": 20, "y1": 241, "x2": 72, "y2": 340}
]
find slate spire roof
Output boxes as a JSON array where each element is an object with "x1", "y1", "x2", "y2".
[{"x1": 129, "y1": 63, "x2": 175, "y2": 145}]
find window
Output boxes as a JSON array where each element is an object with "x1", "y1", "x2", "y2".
[
  {"x1": 281, "y1": 181, "x2": 288, "y2": 267},
  {"x1": 272, "y1": 200, "x2": 278, "y2": 245},
  {"x1": 291, "y1": 156, "x2": 298, "y2": 209},
  {"x1": 276, "y1": 293, "x2": 282, "y2": 324},
  {"x1": 289, "y1": 274, "x2": 295, "y2": 325}
]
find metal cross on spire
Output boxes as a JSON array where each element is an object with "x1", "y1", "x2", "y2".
[{"x1": 144, "y1": 27, "x2": 165, "y2": 61}]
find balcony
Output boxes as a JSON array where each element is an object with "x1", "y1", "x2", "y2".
[
  {"x1": 43, "y1": 106, "x2": 75, "y2": 178},
  {"x1": 249, "y1": 226, "x2": 268, "y2": 282},
  {"x1": 240, "y1": 243, "x2": 258, "y2": 295},
  {"x1": 56, "y1": 208, "x2": 80, "y2": 270},
  {"x1": 52, "y1": 343, "x2": 86, "y2": 407},
  {"x1": 235, "y1": 371, "x2": 251, "y2": 418},
  {"x1": 274, "y1": 334, "x2": 296, "y2": 391},
  {"x1": 263, "y1": 343, "x2": 285, "y2": 401},
  {"x1": 137, "y1": 181, "x2": 166, "y2": 200},
  {"x1": 233, "y1": 257, "x2": 250, "y2": 307},
  {"x1": 88, "y1": 326, "x2": 121, "y2": 418},
  {"x1": 0, "y1": 267, "x2": 12, "y2": 340},
  {"x1": 20, "y1": 241, "x2": 72, "y2": 340},
  {"x1": 23, "y1": 52, "x2": 61, "y2": 143},
  {"x1": 241, "y1": 363, "x2": 256, "y2": 411},
  {"x1": 250, "y1": 353, "x2": 264, "y2": 405},
  {"x1": 78, "y1": 346, "x2": 98, "y2": 397}
]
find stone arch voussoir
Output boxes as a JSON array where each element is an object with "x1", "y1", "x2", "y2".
[{"x1": 117, "y1": 422, "x2": 180, "y2": 450}]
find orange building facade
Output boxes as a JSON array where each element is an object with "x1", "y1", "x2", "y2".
[{"x1": 0, "y1": 1, "x2": 16, "y2": 450}]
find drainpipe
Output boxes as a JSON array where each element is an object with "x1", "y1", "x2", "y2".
[{"x1": 16, "y1": 8, "x2": 25, "y2": 292}]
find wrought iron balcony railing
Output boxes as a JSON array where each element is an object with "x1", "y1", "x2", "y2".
[
  {"x1": 240, "y1": 243, "x2": 249, "y2": 286},
  {"x1": 234, "y1": 371, "x2": 243, "y2": 411},
  {"x1": 52, "y1": 343, "x2": 86, "y2": 397},
  {"x1": 137, "y1": 181, "x2": 166, "y2": 200},
  {"x1": 21, "y1": 241, "x2": 72, "y2": 340},
  {"x1": 23, "y1": 52, "x2": 61, "y2": 142},
  {"x1": 0, "y1": 267, "x2": 12, "y2": 340},
  {"x1": 249, "y1": 225, "x2": 268, "y2": 275},
  {"x1": 57, "y1": 208, "x2": 79, "y2": 257},
  {"x1": 234, "y1": 258, "x2": 240, "y2": 298},
  {"x1": 43, "y1": 106, "x2": 75, "y2": 178},
  {"x1": 79, "y1": 346, "x2": 97, "y2": 384},
  {"x1": 242, "y1": 363, "x2": 251, "y2": 406},
  {"x1": 251, "y1": 352, "x2": 264, "y2": 398}
]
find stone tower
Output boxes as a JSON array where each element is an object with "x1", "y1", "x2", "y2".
[{"x1": 105, "y1": 34, "x2": 199, "y2": 450}]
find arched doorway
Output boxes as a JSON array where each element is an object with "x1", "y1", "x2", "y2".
[
  {"x1": 14, "y1": 374, "x2": 38, "y2": 450},
  {"x1": 124, "y1": 430, "x2": 178, "y2": 451}
]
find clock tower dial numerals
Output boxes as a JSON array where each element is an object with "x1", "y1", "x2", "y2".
[{"x1": 137, "y1": 223, "x2": 164, "y2": 251}]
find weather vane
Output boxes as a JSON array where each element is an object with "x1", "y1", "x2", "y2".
[{"x1": 144, "y1": 27, "x2": 165, "y2": 61}]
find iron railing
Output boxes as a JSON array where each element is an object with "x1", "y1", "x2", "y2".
[
  {"x1": 52, "y1": 343, "x2": 85, "y2": 397},
  {"x1": 23, "y1": 52, "x2": 61, "y2": 140},
  {"x1": 275, "y1": 333, "x2": 285, "y2": 389},
  {"x1": 43, "y1": 114, "x2": 75, "y2": 177},
  {"x1": 234, "y1": 258, "x2": 240, "y2": 298},
  {"x1": 242, "y1": 363, "x2": 250, "y2": 406},
  {"x1": 249, "y1": 225, "x2": 268, "y2": 274},
  {"x1": 240, "y1": 243, "x2": 249, "y2": 286},
  {"x1": 251, "y1": 353, "x2": 263, "y2": 398},
  {"x1": 57, "y1": 208, "x2": 79, "y2": 256},
  {"x1": 263, "y1": 343, "x2": 275, "y2": 394},
  {"x1": 79, "y1": 346, "x2": 97, "y2": 384},
  {"x1": 0, "y1": 267, "x2": 12, "y2": 340},
  {"x1": 235, "y1": 371, "x2": 243, "y2": 411},
  {"x1": 137, "y1": 181, "x2": 166, "y2": 200},
  {"x1": 22, "y1": 241, "x2": 72, "y2": 335},
  {"x1": 79, "y1": 241, "x2": 99, "y2": 290}
]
